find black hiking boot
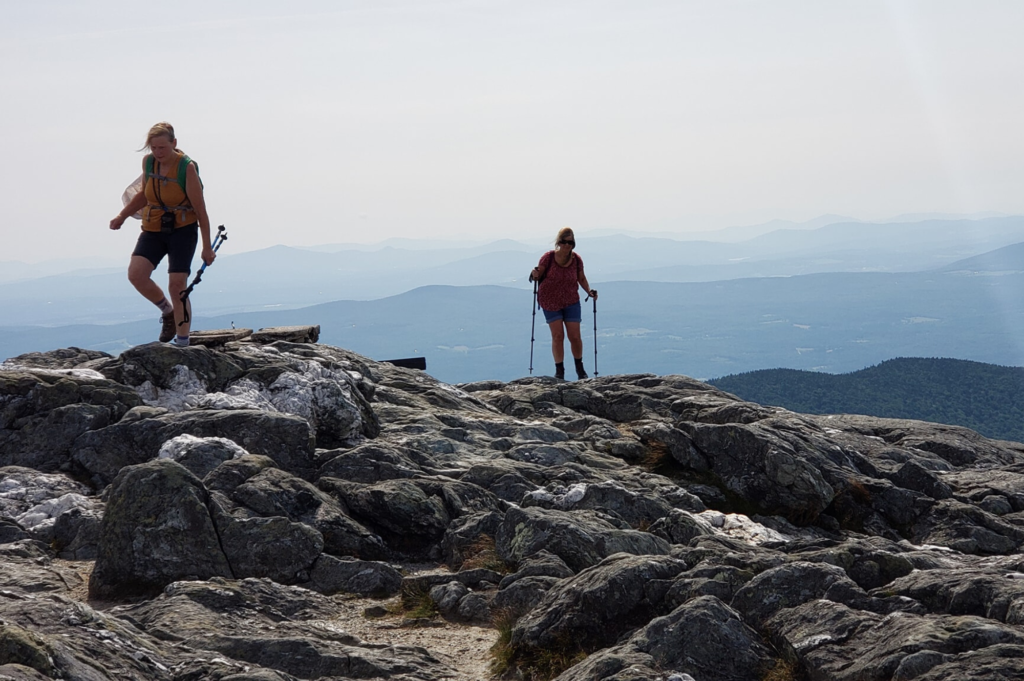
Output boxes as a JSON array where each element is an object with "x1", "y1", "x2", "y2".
[
  {"x1": 159, "y1": 312, "x2": 176, "y2": 343},
  {"x1": 574, "y1": 358, "x2": 588, "y2": 380},
  {"x1": 555, "y1": 362, "x2": 565, "y2": 380}
]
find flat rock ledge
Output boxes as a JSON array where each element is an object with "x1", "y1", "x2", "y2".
[{"x1": 2, "y1": 340, "x2": 1024, "y2": 680}]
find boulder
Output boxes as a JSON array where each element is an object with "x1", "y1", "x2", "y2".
[
  {"x1": 0, "y1": 518, "x2": 29, "y2": 544},
  {"x1": 51, "y1": 503, "x2": 103, "y2": 560},
  {"x1": 100, "y1": 342, "x2": 246, "y2": 393},
  {"x1": 496, "y1": 506, "x2": 671, "y2": 572},
  {"x1": 511, "y1": 553, "x2": 690, "y2": 654},
  {"x1": 768, "y1": 598, "x2": 1024, "y2": 681},
  {"x1": 441, "y1": 511, "x2": 505, "y2": 571},
  {"x1": 911, "y1": 499, "x2": 1024, "y2": 555},
  {"x1": 0, "y1": 540, "x2": 84, "y2": 595},
  {"x1": 3, "y1": 347, "x2": 112, "y2": 370},
  {"x1": 308, "y1": 554, "x2": 402, "y2": 596},
  {"x1": 460, "y1": 461, "x2": 538, "y2": 503},
  {"x1": 499, "y1": 550, "x2": 575, "y2": 587},
  {"x1": 71, "y1": 409, "x2": 316, "y2": 486},
  {"x1": 214, "y1": 464, "x2": 389, "y2": 561},
  {"x1": 0, "y1": 467, "x2": 91, "y2": 522},
  {"x1": 891, "y1": 460, "x2": 953, "y2": 499},
  {"x1": 493, "y1": 576, "x2": 564, "y2": 620},
  {"x1": 649, "y1": 509, "x2": 715, "y2": 545},
  {"x1": 663, "y1": 564, "x2": 757, "y2": 608},
  {"x1": 0, "y1": 370, "x2": 141, "y2": 472},
  {"x1": 211, "y1": 507, "x2": 323, "y2": 585},
  {"x1": 730, "y1": 561, "x2": 867, "y2": 628},
  {"x1": 555, "y1": 596, "x2": 776, "y2": 681},
  {"x1": 158, "y1": 433, "x2": 247, "y2": 479},
  {"x1": 522, "y1": 480, "x2": 675, "y2": 528},
  {"x1": 89, "y1": 459, "x2": 233, "y2": 599},
  {"x1": 873, "y1": 568, "x2": 1024, "y2": 624},
  {"x1": 782, "y1": 536, "x2": 917, "y2": 590},
  {"x1": 403, "y1": 568, "x2": 504, "y2": 594},
  {"x1": 316, "y1": 442, "x2": 423, "y2": 482},
  {"x1": 680, "y1": 421, "x2": 836, "y2": 521},
  {"x1": 117, "y1": 577, "x2": 455, "y2": 680},
  {"x1": 319, "y1": 478, "x2": 451, "y2": 556}
]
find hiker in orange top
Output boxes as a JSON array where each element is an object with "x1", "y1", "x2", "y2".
[
  {"x1": 530, "y1": 227, "x2": 597, "y2": 380},
  {"x1": 109, "y1": 122, "x2": 215, "y2": 347}
]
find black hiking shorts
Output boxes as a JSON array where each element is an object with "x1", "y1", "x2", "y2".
[{"x1": 132, "y1": 223, "x2": 198, "y2": 274}]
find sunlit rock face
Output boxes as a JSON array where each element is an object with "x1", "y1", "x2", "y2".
[{"x1": 2, "y1": 336, "x2": 1024, "y2": 680}]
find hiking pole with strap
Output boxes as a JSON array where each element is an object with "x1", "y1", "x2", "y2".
[
  {"x1": 528, "y1": 278, "x2": 538, "y2": 375},
  {"x1": 179, "y1": 225, "x2": 227, "y2": 327},
  {"x1": 585, "y1": 291, "x2": 598, "y2": 377}
]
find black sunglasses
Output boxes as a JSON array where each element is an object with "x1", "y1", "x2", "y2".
[{"x1": 559, "y1": 240, "x2": 575, "y2": 247}]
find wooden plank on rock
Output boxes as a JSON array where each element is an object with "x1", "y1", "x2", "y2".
[
  {"x1": 189, "y1": 329, "x2": 253, "y2": 347},
  {"x1": 250, "y1": 325, "x2": 321, "y2": 344}
]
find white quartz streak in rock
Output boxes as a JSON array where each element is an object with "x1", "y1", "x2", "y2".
[{"x1": 158, "y1": 434, "x2": 248, "y2": 462}]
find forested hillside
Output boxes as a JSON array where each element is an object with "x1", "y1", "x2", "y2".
[{"x1": 709, "y1": 357, "x2": 1024, "y2": 443}]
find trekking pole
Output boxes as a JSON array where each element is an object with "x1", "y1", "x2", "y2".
[
  {"x1": 528, "y1": 278, "x2": 538, "y2": 374},
  {"x1": 590, "y1": 294, "x2": 599, "y2": 377},
  {"x1": 179, "y1": 225, "x2": 227, "y2": 327}
]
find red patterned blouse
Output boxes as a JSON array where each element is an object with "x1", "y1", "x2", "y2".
[{"x1": 536, "y1": 251, "x2": 585, "y2": 312}]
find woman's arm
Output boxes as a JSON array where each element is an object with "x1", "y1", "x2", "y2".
[
  {"x1": 185, "y1": 162, "x2": 216, "y2": 265},
  {"x1": 531, "y1": 252, "x2": 552, "y2": 283},
  {"x1": 109, "y1": 157, "x2": 149, "y2": 230},
  {"x1": 577, "y1": 261, "x2": 597, "y2": 299},
  {"x1": 110, "y1": 192, "x2": 147, "y2": 230}
]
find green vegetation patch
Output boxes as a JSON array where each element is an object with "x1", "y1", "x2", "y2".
[{"x1": 710, "y1": 357, "x2": 1024, "y2": 443}]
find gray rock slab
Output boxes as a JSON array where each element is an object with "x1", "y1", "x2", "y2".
[
  {"x1": 873, "y1": 567, "x2": 1024, "y2": 624},
  {"x1": 89, "y1": 459, "x2": 233, "y2": 600},
  {"x1": 554, "y1": 596, "x2": 775, "y2": 681},
  {"x1": 72, "y1": 408, "x2": 316, "y2": 486},
  {"x1": 511, "y1": 553, "x2": 690, "y2": 653},
  {"x1": 308, "y1": 554, "x2": 402, "y2": 596},
  {"x1": 0, "y1": 370, "x2": 141, "y2": 473},
  {"x1": 768, "y1": 598, "x2": 1024, "y2": 681},
  {"x1": 496, "y1": 506, "x2": 671, "y2": 572}
]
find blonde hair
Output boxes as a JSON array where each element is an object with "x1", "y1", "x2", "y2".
[
  {"x1": 141, "y1": 122, "x2": 179, "y2": 152},
  {"x1": 555, "y1": 227, "x2": 574, "y2": 245}
]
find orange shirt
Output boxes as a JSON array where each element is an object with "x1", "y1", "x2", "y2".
[{"x1": 141, "y1": 152, "x2": 198, "y2": 232}]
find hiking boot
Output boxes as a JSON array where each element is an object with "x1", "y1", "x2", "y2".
[
  {"x1": 159, "y1": 312, "x2": 176, "y2": 343},
  {"x1": 555, "y1": 362, "x2": 565, "y2": 380},
  {"x1": 574, "y1": 358, "x2": 588, "y2": 380}
]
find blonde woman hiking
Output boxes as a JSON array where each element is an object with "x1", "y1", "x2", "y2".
[{"x1": 109, "y1": 122, "x2": 215, "y2": 347}]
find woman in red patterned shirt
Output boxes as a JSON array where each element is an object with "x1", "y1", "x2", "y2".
[{"x1": 530, "y1": 227, "x2": 598, "y2": 380}]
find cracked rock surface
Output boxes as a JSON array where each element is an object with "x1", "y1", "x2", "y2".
[{"x1": 3, "y1": 340, "x2": 1024, "y2": 679}]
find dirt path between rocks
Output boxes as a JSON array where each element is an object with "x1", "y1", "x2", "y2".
[
  {"x1": 329, "y1": 592, "x2": 499, "y2": 680},
  {"x1": 59, "y1": 560, "x2": 501, "y2": 681}
]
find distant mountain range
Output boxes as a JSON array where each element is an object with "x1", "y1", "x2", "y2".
[
  {"x1": 2, "y1": 217, "x2": 1023, "y2": 326},
  {"x1": 6, "y1": 239, "x2": 1024, "y2": 384},
  {"x1": 5, "y1": 216, "x2": 1024, "y2": 387},
  {"x1": 708, "y1": 357, "x2": 1024, "y2": 443}
]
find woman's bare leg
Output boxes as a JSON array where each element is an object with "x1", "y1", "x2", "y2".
[
  {"x1": 566, "y1": 322, "x2": 583, "y2": 359},
  {"x1": 127, "y1": 256, "x2": 165, "y2": 303},
  {"x1": 168, "y1": 272, "x2": 190, "y2": 337},
  {"x1": 549, "y1": 320, "x2": 566, "y2": 363}
]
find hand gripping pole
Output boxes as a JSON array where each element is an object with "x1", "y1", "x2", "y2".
[{"x1": 179, "y1": 225, "x2": 227, "y2": 327}]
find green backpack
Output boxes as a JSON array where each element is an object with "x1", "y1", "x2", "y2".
[{"x1": 145, "y1": 154, "x2": 202, "y2": 190}]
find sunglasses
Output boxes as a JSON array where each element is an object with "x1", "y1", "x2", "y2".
[{"x1": 558, "y1": 240, "x2": 575, "y2": 247}]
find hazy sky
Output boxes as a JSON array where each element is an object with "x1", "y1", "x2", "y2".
[{"x1": 3, "y1": 0, "x2": 1023, "y2": 261}]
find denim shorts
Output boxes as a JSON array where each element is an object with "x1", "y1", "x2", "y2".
[
  {"x1": 132, "y1": 223, "x2": 198, "y2": 273},
  {"x1": 543, "y1": 302, "x2": 582, "y2": 324}
]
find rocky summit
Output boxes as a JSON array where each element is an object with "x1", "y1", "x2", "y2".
[{"x1": 3, "y1": 335, "x2": 1024, "y2": 680}]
